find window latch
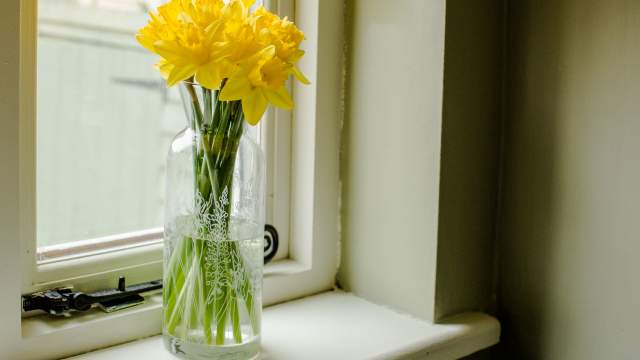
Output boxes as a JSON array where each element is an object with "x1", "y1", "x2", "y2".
[{"x1": 22, "y1": 277, "x2": 162, "y2": 317}]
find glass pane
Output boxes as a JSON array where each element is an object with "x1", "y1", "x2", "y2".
[{"x1": 37, "y1": 0, "x2": 184, "y2": 248}]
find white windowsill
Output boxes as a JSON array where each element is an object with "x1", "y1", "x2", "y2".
[{"x1": 68, "y1": 292, "x2": 500, "y2": 360}]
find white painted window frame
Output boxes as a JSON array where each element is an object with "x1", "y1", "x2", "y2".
[{"x1": 0, "y1": 0, "x2": 342, "y2": 357}]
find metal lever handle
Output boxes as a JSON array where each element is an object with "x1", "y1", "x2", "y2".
[{"x1": 22, "y1": 278, "x2": 162, "y2": 316}]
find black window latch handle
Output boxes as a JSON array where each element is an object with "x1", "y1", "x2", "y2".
[{"x1": 22, "y1": 277, "x2": 162, "y2": 316}]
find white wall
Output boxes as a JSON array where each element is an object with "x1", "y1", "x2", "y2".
[
  {"x1": 338, "y1": 0, "x2": 446, "y2": 321},
  {"x1": 499, "y1": 0, "x2": 640, "y2": 358}
]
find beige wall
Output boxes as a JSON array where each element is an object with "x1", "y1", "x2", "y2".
[
  {"x1": 338, "y1": 0, "x2": 446, "y2": 321},
  {"x1": 435, "y1": 0, "x2": 503, "y2": 319},
  {"x1": 0, "y1": 0, "x2": 22, "y2": 347},
  {"x1": 499, "y1": 0, "x2": 640, "y2": 358},
  {"x1": 339, "y1": 0, "x2": 503, "y2": 324}
]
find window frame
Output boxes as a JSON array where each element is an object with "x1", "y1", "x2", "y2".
[{"x1": 0, "y1": 0, "x2": 343, "y2": 357}]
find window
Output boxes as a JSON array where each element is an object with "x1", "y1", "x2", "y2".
[
  {"x1": 34, "y1": 0, "x2": 292, "y2": 264},
  {"x1": 28, "y1": 0, "x2": 291, "y2": 290},
  {"x1": 1, "y1": 0, "x2": 342, "y2": 357}
]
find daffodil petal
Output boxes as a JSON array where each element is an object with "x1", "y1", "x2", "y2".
[
  {"x1": 225, "y1": 0, "x2": 246, "y2": 18},
  {"x1": 136, "y1": 34, "x2": 155, "y2": 53},
  {"x1": 248, "y1": 45, "x2": 276, "y2": 64},
  {"x1": 242, "y1": 90, "x2": 268, "y2": 125},
  {"x1": 242, "y1": 0, "x2": 255, "y2": 9},
  {"x1": 167, "y1": 64, "x2": 197, "y2": 86},
  {"x1": 178, "y1": 11, "x2": 193, "y2": 24},
  {"x1": 292, "y1": 66, "x2": 310, "y2": 85},
  {"x1": 154, "y1": 59, "x2": 173, "y2": 80},
  {"x1": 264, "y1": 86, "x2": 293, "y2": 109},
  {"x1": 154, "y1": 40, "x2": 189, "y2": 63},
  {"x1": 220, "y1": 77, "x2": 252, "y2": 101},
  {"x1": 195, "y1": 62, "x2": 222, "y2": 90},
  {"x1": 205, "y1": 20, "x2": 224, "y2": 43}
]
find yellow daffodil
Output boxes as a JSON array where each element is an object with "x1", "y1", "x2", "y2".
[
  {"x1": 137, "y1": 1, "x2": 182, "y2": 52},
  {"x1": 154, "y1": 20, "x2": 228, "y2": 88},
  {"x1": 137, "y1": 0, "x2": 309, "y2": 125},
  {"x1": 220, "y1": 45, "x2": 294, "y2": 124},
  {"x1": 251, "y1": 6, "x2": 309, "y2": 84},
  {"x1": 138, "y1": 0, "x2": 229, "y2": 88}
]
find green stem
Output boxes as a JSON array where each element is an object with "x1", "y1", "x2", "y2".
[
  {"x1": 164, "y1": 237, "x2": 192, "y2": 330},
  {"x1": 231, "y1": 294, "x2": 242, "y2": 343},
  {"x1": 164, "y1": 82, "x2": 258, "y2": 346}
]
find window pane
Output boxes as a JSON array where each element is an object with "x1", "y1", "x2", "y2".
[{"x1": 37, "y1": 0, "x2": 183, "y2": 248}]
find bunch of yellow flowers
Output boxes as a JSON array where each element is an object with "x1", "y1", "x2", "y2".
[{"x1": 137, "y1": 0, "x2": 309, "y2": 124}]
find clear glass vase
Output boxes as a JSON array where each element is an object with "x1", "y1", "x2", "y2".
[{"x1": 163, "y1": 82, "x2": 265, "y2": 360}]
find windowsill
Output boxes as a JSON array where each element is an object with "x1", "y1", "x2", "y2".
[{"x1": 67, "y1": 291, "x2": 500, "y2": 360}]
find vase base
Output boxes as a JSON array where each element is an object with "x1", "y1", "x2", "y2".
[{"x1": 163, "y1": 334, "x2": 260, "y2": 360}]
